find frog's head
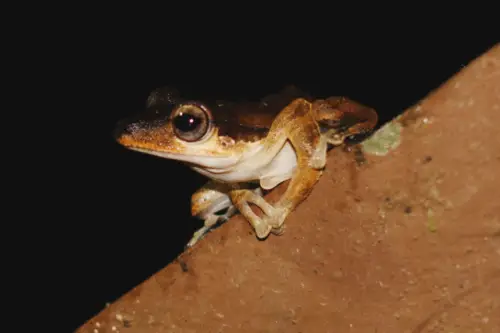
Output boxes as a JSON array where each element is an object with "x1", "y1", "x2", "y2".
[{"x1": 114, "y1": 87, "x2": 249, "y2": 169}]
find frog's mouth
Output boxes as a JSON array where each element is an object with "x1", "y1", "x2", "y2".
[{"x1": 127, "y1": 146, "x2": 241, "y2": 170}]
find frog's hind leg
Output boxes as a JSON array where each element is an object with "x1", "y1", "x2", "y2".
[
  {"x1": 187, "y1": 181, "x2": 261, "y2": 247},
  {"x1": 230, "y1": 98, "x2": 326, "y2": 239},
  {"x1": 314, "y1": 96, "x2": 378, "y2": 146}
]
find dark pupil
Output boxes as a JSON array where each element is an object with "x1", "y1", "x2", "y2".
[{"x1": 173, "y1": 112, "x2": 201, "y2": 132}]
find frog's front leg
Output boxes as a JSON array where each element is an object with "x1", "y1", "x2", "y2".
[
  {"x1": 229, "y1": 98, "x2": 329, "y2": 239},
  {"x1": 187, "y1": 180, "x2": 261, "y2": 247}
]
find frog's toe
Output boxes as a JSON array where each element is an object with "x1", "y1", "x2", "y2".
[
  {"x1": 254, "y1": 222, "x2": 273, "y2": 239},
  {"x1": 186, "y1": 227, "x2": 209, "y2": 248},
  {"x1": 271, "y1": 224, "x2": 285, "y2": 235}
]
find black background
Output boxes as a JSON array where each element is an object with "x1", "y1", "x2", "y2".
[{"x1": 50, "y1": 18, "x2": 497, "y2": 332}]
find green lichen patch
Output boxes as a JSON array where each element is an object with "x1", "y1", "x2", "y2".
[{"x1": 361, "y1": 121, "x2": 402, "y2": 156}]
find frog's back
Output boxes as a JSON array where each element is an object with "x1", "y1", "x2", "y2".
[
  {"x1": 212, "y1": 85, "x2": 312, "y2": 143},
  {"x1": 124, "y1": 85, "x2": 313, "y2": 144}
]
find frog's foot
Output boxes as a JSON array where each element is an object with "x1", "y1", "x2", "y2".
[
  {"x1": 186, "y1": 204, "x2": 240, "y2": 248},
  {"x1": 323, "y1": 129, "x2": 346, "y2": 146},
  {"x1": 187, "y1": 226, "x2": 210, "y2": 248},
  {"x1": 186, "y1": 214, "x2": 219, "y2": 248},
  {"x1": 271, "y1": 223, "x2": 285, "y2": 235},
  {"x1": 230, "y1": 189, "x2": 288, "y2": 239}
]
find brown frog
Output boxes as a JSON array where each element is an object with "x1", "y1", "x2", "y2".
[{"x1": 114, "y1": 86, "x2": 378, "y2": 247}]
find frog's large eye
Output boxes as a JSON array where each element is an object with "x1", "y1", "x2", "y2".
[{"x1": 171, "y1": 103, "x2": 212, "y2": 142}]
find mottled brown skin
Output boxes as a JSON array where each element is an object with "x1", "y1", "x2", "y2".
[
  {"x1": 115, "y1": 86, "x2": 309, "y2": 149},
  {"x1": 115, "y1": 86, "x2": 378, "y2": 245}
]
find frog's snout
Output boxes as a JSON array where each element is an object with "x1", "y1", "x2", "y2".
[{"x1": 113, "y1": 118, "x2": 131, "y2": 141}]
